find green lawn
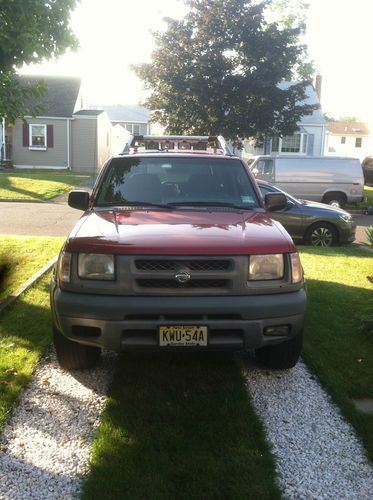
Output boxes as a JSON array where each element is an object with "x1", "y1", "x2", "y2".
[
  {"x1": 0, "y1": 236, "x2": 64, "y2": 303},
  {"x1": 82, "y1": 352, "x2": 281, "y2": 500},
  {"x1": 0, "y1": 170, "x2": 90, "y2": 201},
  {"x1": 0, "y1": 274, "x2": 52, "y2": 432},
  {"x1": 346, "y1": 185, "x2": 373, "y2": 210},
  {"x1": 300, "y1": 246, "x2": 373, "y2": 461}
]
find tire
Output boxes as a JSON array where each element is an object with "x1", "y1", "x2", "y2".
[
  {"x1": 322, "y1": 193, "x2": 347, "y2": 208},
  {"x1": 53, "y1": 324, "x2": 101, "y2": 370},
  {"x1": 256, "y1": 330, "x2": 303, "y2": 369},
  {"x1": 304, "y1": 222, "x2": 338, "y2": 247}
]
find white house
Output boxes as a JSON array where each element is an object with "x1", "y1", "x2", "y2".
[{"x1": 325, "y1": 121, "x2": 371, "y2": 161}]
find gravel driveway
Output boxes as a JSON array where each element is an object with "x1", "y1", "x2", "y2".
[{"x1": 1, "y1": 350, "x2": 372, "y2": 499}]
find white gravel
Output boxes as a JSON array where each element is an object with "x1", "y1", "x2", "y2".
[
  {"x1": 0, "y1": 350, "x2": 116, "y2": 500},
  {"x1": 243, "y1": 357, "x2": 373, "y2": 499}
]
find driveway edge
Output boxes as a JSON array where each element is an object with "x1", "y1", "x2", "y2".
[{"x1": 0, "y1": 256, "x2": 57, "y2": 313}]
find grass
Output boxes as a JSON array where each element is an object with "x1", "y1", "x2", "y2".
[
  {"x1": 346, "y1": 185, "x2": 373, "y2": 210},
  {"x1": 0, "y1": 170, "x2": 90, "y2": 201},
  {"x1": 0, "y1": 275, "x2": 52, "y2": 432},
  {"x1": 0, "y1": 236, "x2": 64, "y2": 303},
  {"x1": 82, "y1": 352, "x2": 281, "y2": 500},
  {"x1": 299, "y1": 246, "x2": 373, "y2": 461}
]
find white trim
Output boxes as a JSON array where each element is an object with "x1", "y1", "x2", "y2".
[
  {"x1": 29, "y1": 123, "x2": 47, "y2": 149},
  {"x1": 13, "y1": 165, "x2": 68, "y2": 170},
  {"x1": 66, "y1": 120, "x2": 70, "y2": 169},
  {"x1": 24, "y1": 116, "x2": 73, "y2": 121}
]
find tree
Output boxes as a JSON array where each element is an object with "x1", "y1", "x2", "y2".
[
  {"x1": 0, "y1": 0, "x2": 78, "y2": 123},
  {"x1": 134, "y1": 0, "x2": 317, "y2": 139}
]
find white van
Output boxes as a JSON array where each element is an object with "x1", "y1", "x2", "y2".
[{"x1": 250, "y1": 155, "x2": 364, "y2": 207}]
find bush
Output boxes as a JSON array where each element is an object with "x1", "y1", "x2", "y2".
[{"x1": 366, "y1": 226, "x2": 373, "y2": 246}]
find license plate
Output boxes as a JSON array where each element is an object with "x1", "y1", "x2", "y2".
[{"x1": 159, "y1": 325, "x2": 208, "y2": 346}]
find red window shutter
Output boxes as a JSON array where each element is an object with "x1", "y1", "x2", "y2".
[
  {"x1": 23, "y1": 124, "x2": 29, "y2": 147},
  {"x1": 47, "y1": 125, "x2": 54, "y2": 148}
]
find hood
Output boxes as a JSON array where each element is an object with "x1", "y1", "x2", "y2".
[
  {"x1": 66, "y1": 208, "x2": 294, "y2": 255},
  {"x1": 301, "y1": 199, "x2": 351, "y2": 216}
]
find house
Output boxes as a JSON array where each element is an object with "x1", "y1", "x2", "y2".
[
  {"x1": 90, "y1": 104, "x2": 151, "y2": 135},
  {"x1": 243, "y1": 82, "x2": 327, "y2": 160},
  {"x1": 325, "y1": 121, "x2": 371, "y2": 161},
  {"x1": 1, "y1": 75, "x2": 112, "y2": 173}
]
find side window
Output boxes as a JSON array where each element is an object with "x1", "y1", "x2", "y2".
[
  {"x1": 258, "y1": 185, "x2": 272, "y2": 197},
  {"x1": 255, "y1": 159, "x2": 274, "y2": 176}
]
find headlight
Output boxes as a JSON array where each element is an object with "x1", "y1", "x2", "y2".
[
  {"x1": 57, "y1": 251, "x2": 72, "y2": 283},
  {"x1": 248, "y1": 254, "x2": 284, "y2": 280},
  {"x1": 290, "y1": 252, "x2": 303, "y2": 283},
  {"x1": 78, "y1": 253, "x2": 115, "y2": 281},
  {"x1": 340, "y1": 214, "x2": 352, "y2": 223}
]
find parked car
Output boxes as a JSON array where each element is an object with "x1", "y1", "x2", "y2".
[
  {"x1": 257, "y1": 180, "x2": 356, "y2": 246},
  {"x1": 250, "y1": 155, "x2": 365, "y2": 208},
  {"x1": 50, "y1": 135, "x2": 306, "y2": 371}
]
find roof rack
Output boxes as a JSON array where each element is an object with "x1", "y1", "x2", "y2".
[{"x1": 121, "y1": 135, "x2": 233, "y2": 156}]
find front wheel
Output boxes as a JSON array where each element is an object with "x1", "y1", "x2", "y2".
[
  {"x1": 53, "y1": 324, "x2": 101, "y2": 370},
  {"x1": 304, "y1": 222, "x2": 338, "y2": 247},
  {"x1": 255, "y1": 330, "x2": 303, "y2": 369}
]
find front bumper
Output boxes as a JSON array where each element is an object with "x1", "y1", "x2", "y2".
[{"x1": 51, "y1": 279, "x2": 307, "y2": 352}]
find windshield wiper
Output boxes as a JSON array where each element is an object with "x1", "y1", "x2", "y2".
[
  {"x1": 167, "y1": 201, "x2": 253, "y2": 210},
  {"x1": 96, "y1": 201, "x2": 175, "y2": 209}
]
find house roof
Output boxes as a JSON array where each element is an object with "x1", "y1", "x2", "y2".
[
  {"x1": 90, "y1": 105, "x2": 150, "y2": 123},
  {"x1": 327, "y1": 121, "x2": 369, "y2": 135},
  {"x1": 278, "y1": 82, "x2": 326, "y2": 125},
  {"x1": 74, "y1": 109, "x2": 104, "y2": 116},
  {"x1": 19, "y1": 75, "x2": 81, "y2": 117}
]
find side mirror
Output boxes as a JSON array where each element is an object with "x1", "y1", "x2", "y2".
[
  {"x1": 68, "y1": 190, "x2": 90, "y2": 211},
  {"x1": 265, "y1": 192, "x2": 287, "y2": 211}
]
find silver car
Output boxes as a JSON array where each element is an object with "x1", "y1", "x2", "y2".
[{"x1": 257, "y1": 181, "x2": 356, "y2": 246}]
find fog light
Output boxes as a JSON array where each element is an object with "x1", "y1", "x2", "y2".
[{"x1": 264, "y1": 325, "x2": 289, "y2": 336}]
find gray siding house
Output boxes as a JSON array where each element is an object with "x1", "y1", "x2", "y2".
[{"x1": 1, "y1": 75, "x2": 112, "y2": 173}]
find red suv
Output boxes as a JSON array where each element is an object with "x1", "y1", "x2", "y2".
[{"x1": 50, "y1": 136, "x2": 306, "y2": 370}]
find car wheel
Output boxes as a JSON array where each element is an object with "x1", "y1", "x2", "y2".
[
  {"x1": 322, "y1": 193, "x2": 347, "y2": 208},
  {"x1": 53, "y1": 324, "x2": 101, "y2": 370},
  {"x1": 256, "y1": 330, "x2": 303, "y2": 369},
  {"x1": 305, "y1": 222, "x2": 338, "y2": 247}
]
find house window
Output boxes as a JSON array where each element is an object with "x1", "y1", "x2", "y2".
[
  {"x1": 29, "y1": 124, "x2": 47, "y2": 149},
  {"x1": 133, "y1": 124, "x2": 140, "y2": 135},
  {"x1": 355, "y1": 137, "x2": 362, "y2": 148},
  {"x1": 271, "y1": 133, "x2": 308, "y2": 154},
  {"x1": 341, "y1": 136, "x2": 346, "y2": 144}
]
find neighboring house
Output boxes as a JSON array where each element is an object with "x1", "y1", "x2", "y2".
[
  {"x1": 1, "y1": 75, "x2": 112, "y2": 173},
  {"x1": 90, "y1": 104, "x2": 151, "y2": 135},
  {"x1": 243, "y1": 82, "x2": 327, "y2": 160},
  {"x1": 325, "y1": 121, "x2": 371, "y2": 161}
]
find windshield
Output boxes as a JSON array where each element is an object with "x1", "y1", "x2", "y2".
[{"x1": 95, "y1": 157, "x2": 260, "y2": 209}]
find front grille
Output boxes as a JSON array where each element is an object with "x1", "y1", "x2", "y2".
[
  {"x1": 136, "y1": 279, "x2": 229, "y2": 289},
  {"x1": 135, "y1": 259, "x2": 231, "y2": 271}
]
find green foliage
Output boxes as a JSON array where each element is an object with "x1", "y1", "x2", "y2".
[
  {"x1": 133, "y1": 0, "x2": 316, "y2": 139},
  {"x1": 0, "y1": 0, "x2": 78, "y2": 122},
  {"x1": 366, "y1": 226, "x2": 373, "y2": 247},
  {"x1": 0, "y1": 72, "x2": 46, "y2": 124}
]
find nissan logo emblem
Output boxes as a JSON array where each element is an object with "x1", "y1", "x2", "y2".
[{"x1": 175, "y1": 270, "x2": 191, "y2": 284}]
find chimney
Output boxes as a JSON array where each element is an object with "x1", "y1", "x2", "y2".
[{"x1": 315, "y1": 73, "x2": 322, "y2": 101}]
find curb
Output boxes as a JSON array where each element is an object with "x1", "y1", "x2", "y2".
[
  {"x1": 0, "y1": 199, "x2": 45, "y2": 203},
  {"x1": 0, "y1": 256, "x2": 57, "y2": 314}
]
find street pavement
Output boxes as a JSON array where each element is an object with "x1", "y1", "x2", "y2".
[{"x1": 0, "y1": 196, "x2": 372, "y2": 244}]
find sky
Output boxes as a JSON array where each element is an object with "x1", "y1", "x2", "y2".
[{"x1": 21, "y1": 0, "x2": 373, "y2": 124}]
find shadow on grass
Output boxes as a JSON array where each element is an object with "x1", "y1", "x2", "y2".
[
  {"x1": 304, "y1": 278, "x2": 373, "y2": 461},
  {"x1": 83, "y1": 352, "x2": 280, "y2": 500},
  {"x1": 300, "y1": 244, "x2": 373, "y2": 259},
  {"x1": 0, "y1": 172, "x2": 89, "y2": 200}
]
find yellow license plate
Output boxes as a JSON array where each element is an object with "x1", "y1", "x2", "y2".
[{"x1": 159, "y1": 325, "x2": 208, "y2": 346}]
